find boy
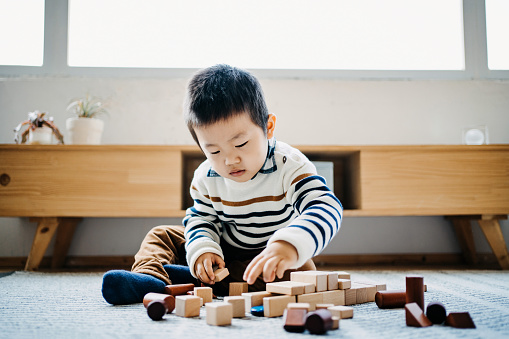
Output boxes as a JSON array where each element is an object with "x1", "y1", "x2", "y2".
[{"x1": 102, "y1": 64, "x2": 342, "y2": 305}]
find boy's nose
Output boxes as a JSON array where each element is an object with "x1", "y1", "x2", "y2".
[{"x1": 225, "y1": 154, "x2": 240, "y2": 165}]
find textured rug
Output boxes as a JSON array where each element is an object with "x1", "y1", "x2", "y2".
[{"x1": 1, "y1": 269, "x2": 508, "y2": 339}]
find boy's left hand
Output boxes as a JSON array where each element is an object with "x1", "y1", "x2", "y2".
[{"x1": 243, "y1": 240, "x2": 298, "y2": 285}]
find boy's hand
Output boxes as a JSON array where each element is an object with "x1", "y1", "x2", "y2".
[
  {"x1": 243, "y1": 241, "x2": 298, "y2": 285},
  {"x1": 195, "y1": 252, "x2": 225, "y2": 285}
]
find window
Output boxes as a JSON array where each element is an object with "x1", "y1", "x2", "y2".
[
  {"x1": 68, "y1": 0, "x2": 464, "y2": 71},
  {"x1": 0, "y1": 0, "x2": 45, "y2": 66},
  {"x1": 485, "y1": 0, "x2": 509, "y2": 70}
]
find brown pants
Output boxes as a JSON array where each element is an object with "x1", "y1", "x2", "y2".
[{"x1": 132, "y1": 225, "x2": 316, "y2": 295}]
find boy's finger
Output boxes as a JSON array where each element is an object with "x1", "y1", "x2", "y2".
[
  {"x1": 245, "y1": 257, "x2": 266, "y2": 285},
  {"x1": 276, "y1": 259, "x2": 290, "y2": 279},
  {"x1": 262, "y1": 257, "x2": 281, "y2": 283},
  {"x1": 203, "y1": 257, "x2": 215, "y2": 283}
]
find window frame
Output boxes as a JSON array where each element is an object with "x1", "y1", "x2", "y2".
[{"x1": 0, "y1": 0, "x2": 508, "y2": 79}]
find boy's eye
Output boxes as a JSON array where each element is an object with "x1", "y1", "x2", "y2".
[
  {"x1": 210, "y1": 150, "x2": 220, "y2": 155},
  {"x1": 236, "y1": 141, "x2": 248, "y2": 148}
]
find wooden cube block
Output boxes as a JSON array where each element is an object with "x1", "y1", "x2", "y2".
[
  {"x1": 344, "y1": 289, "x2": 356, "y2": 306},
  {"x1": 316, "y1": 303, "x2": 335, "y2": 310},
  {"x1": 352, "y1": 282, "x2": 376, "y2": 302},
  {"x1": 328, "y1": 305, "x2": 354, "y2": 319},
  {"x1": 405, "y1": 302, "x2": 432, "y2": 327},
  {"x1": 337, "y1": 279, "x2": 351, "y2": 290},
  {"x1": 327, "y1": 272, "x2": 339, "y2": 290},
  {"x1": 224, "y1": 296, "x2": 245, "y2": 318},
  {"x1": 322, "y1": 290, "x2": 345, "y2": 306},
  {"x1": 290, "y1": 271, "x2": 328, "y2": 292},
  {"x1": 242, "y1": 291, "x2": 272, "y2": 312},
  {"x1": 287, "y1": 302, "x2": 311, "y2": 311},
  {"x1": 331, "y1": 316, "x2": 340, "y2": 330},
  {"x1": 263, "y1": 295, "x2": 296, "y2": 317},
  {"x1": 206, "y1": 302, "x2": 232, "y2": 326},
  {"x1": 214, "y1": 267, "x2": 229, "y2": 282},
  {"x1": 354, "y1": 280, "x2": 387, "y2": 292},
  {"x1": 194, "y1": 287, "x2": 213, "y2": 305},
  {"x1": 350, "y1": 284, "x2": 369, "y2": 304},
  {"x1": 336, "y1": 271, "x2": 350, "y2": 279},
  {"x1": 297, "y1": 292, "x2": 324, "y2": 311},
  {"x1": 266, "y1": 281, "x2": 307, "y2": 295},
  {"x1": 283, "y1": 308, "x2": 307, "y2": 333},
  {"x1": 175, "y1": 295, "x2": 201, "y2": 318},
  {"x1": 229, "y1": 282, "x2": 248, "y2": 296}
]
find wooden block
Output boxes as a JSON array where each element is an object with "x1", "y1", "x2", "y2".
[
  {"x1": 164, "y1": 283, "x2": 195, "y2": 296},
  {"x1": 224, "y1": 296, "x2": 246, "y2": 318},
  {"x1": 175, "y1": 295, "x2": 201, "y2": 318},
  {"x1": 350, "y1": 284, "x2": 369, "y2": 304},
  {"x1": 266, "y1": 281, "x2": 307, "y2": 295},
  {"x1": 146, "y1": 300, "x2": 168, "y2": 321},
  {"x1": 287, "y1": 302, "x2": 311, "y2": 311},
  {"x1": 331, "y1": 316, "x2": 340, "y2": 330},
  {"x1": 316, "y1": 303, "x2": 335, "y2": 310},
  {"x1": 406, "y1": 275, "x2": 424, "y2": 311},
  {"x1": 375, "y1": 290, "x2": 406, "y2": 309},
  {"x1": 194, "y1": 287, "x2": 213, "y2": 305},
  {"x1": 290, "y1": 271, "x2": 328, "y2": 292},
  {"x1": 305, "y1": 309, "x2": 333, "y2": 334},
  {"x1": 426, "y1": 301, "x2": 447, "y2": 324},
  {"x1": 354, "y1": 280, "x2": 386, "y2": 292},
  {"x1": 242, "y1": 291, "x2": 272, "y2": 312},
  {"x1": 327, "y1": 272, "x2": 339, "y2": 290},
  {"x1": 353, "y1": 282, "x2": 376, "y2": 302},
  {"x1": 143, "y1": 292, "x2": 176, "y2": 313},
  {"x1": 297, "y1": 292, "x2": 323, "y2": 311},
  {"x1": 206, "y1": 302, "x2": 232, "y2": 326},
  {"x1": 344, "y1": 289, "x2": 356, "y2": 306},
  {"x1": 328, "y1": 305, "x2": 354, "y2": 319},
  {"x1": 322, "y1": 290, "x2": 345, "y2": 306},
  {"x1": 336, "y1": 271, "x2": 351, "y2": 279},
  {"x1": 263, "y1": 295, "x2": 296, "y2": 317},
  {"x1": 283, "y1": 308, "x2": 307, "y2": 333},
  {"x1": 445, "y1": 312, "x2": 476, "y2": 328},
  {"x1": 229, "y1": 282, "x2": 248, "y2": 296},
  {"x1": 405, "y1": 302, "x2": 432, "y2": 327},
  {"x1": 337, "y1": 279, "x2": 351, "y2": 290},
  {"x1": 214, "y1": 267, "x2": 229, "y2": 282}
]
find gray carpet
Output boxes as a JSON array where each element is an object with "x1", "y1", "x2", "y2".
[{"x1": 1, "y1": 269, "x2": 508, "y2": 339}]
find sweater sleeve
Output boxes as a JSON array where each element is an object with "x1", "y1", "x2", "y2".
[
  {"x1": 267, "y1": 151, "x2": 343, "y2": 268},
  {"x1": 183, "y1": 166, "x2": 224, "y2": 279}
]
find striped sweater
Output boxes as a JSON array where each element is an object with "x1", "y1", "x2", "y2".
[{"x1": 183, "y1": 139, "x2": 343, "y2": 278}]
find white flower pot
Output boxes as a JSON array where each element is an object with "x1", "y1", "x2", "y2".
[
  {"x1": 66, "y1": 117, "x2": 104, "y2": 145},
  {"x1": 28, "y1": 126, "x2": 54, "y2": 145}
]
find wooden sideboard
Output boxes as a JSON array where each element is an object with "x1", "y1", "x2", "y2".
[{"x1": 1, "y1": 144, "x2": 508, "y2": 270}]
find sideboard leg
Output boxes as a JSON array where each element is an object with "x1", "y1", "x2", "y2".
[
  {"x1": 477, "y1": 216, "x2": 509, "y2": 270},
  {"x1": 449, "y1": 217, "x2": 478, "y2": 265},
  {"x1": 51, "y1": 218, "x2": 82, "y2": 269},
  {"x1": 25, "y1": 217, "x2": 60, "y2": 271}
]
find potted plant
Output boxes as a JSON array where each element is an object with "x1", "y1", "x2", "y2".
[
  {"x1": 66, "y1": 94, "x2": 108, "y2": 144},
  {"x1": 14, "y1": 111, "x2": 64, "y2": 145}
]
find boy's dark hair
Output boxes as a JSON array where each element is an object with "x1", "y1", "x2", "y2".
[{"x1": 184, "y1": 64, "x2": 269, "y2": 145}]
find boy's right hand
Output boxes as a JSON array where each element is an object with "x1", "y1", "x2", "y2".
[{"x1": 194, "y1": 252, "x2": 225, "y2": 285}]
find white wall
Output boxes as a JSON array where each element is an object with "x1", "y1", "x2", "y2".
[{"x1": 0, "y1": 77, "x2": 508, "y2": 258}]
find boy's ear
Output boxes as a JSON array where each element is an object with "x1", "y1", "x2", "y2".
[{"x1": 266, "y1": 113, "x2": 276, "y2": 139}]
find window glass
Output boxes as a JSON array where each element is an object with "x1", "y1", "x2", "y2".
[
  {"x1": 68, "y1": 0, "x2": 464, "y2": 70},
  {"x1": 485, "y1": 0, "x2": 509, "y2": 70},
  {"x1": 0, "y1": 0, "x2": 45, "y2": 66}
]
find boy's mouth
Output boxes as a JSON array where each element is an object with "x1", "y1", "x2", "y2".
[{"x1": 229, "y1": 169, "x2": 246, "y2": 177}]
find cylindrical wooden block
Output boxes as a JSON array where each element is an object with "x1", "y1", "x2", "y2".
[
  {"x1": 406, "y1": 275, "x2": 424, "y2": 311},
  {"x1": 143, "y1": 292, "x2": 176, "y2": 314},
  {"x1": 164, "y1": 283, "x2": 196, "y2": 296},
  {"x1": 426, "y1": 301, "x2": 446, "y2": 324},
  {"x1": 305, "y1": 309, "x2": 333, "y2": 334},
  {"x1": 147, "y1": 300, "x2": 167, "y2": 321},
  {"x1": 375, "y1": 290, "x2": 406, "y2": 309}
]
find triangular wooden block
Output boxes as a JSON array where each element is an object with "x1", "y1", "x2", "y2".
[
  {"x1": 445, "y1": 312, "x2": 476, "y2": 328},
  {"x1": 405, "y1": 302, "x2": 432, "y2": 327}
]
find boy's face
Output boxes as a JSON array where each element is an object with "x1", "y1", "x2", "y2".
[{"x1": 194, "y1": 112, "x2": 275, "y2": 183}]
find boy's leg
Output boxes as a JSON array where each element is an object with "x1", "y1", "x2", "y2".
[
  {"x1": 102, "y1": 225, "x2": 189, "y2": 305},
  {"x1": 131, "y1": 225, "x2": 188, "y2": 285}
]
